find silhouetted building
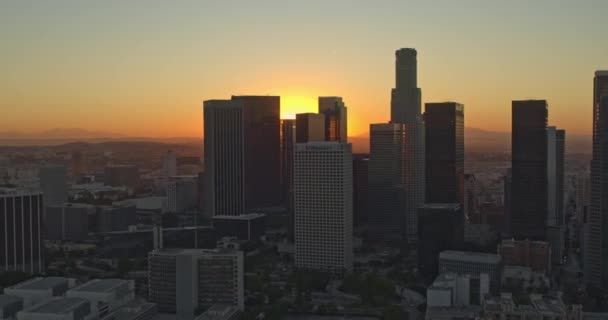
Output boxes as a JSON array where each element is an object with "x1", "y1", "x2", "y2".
[
  {"x1": 0, "y1": 192, "x2": 44, "y2": 274},
  {"x1": 88, "y1": 204, "x2": 137, "y2": 233},
  {"x1": 71, "y1": 150, "x2": 85, "y2": 177},
  {"x1": 38, "y1": 165, "x2": 68, "y2": 208},
  {"x1": 504, "y1": 168, "x2": 512, "y2": 235},
  {"x1": 167, "y1": 175, "x2": 198, "y2": 213},
  {"x1": 104, "y1": 165, "x2": 139, "y2": 189},
  {"x1": 352, "y1": 156, "x2": 369, "y2": 228},
  {"x1": 212, "y1": 214, "x2": 265, "y2": 241},
  {"x1": 425, "y1": 102, "x2": 465, "y2": 207},
  {"x1": 389, "y1": 48, "x2": 425, "y2": 244},
  {"x1": 511, "y1": 100, "x2": 548, "y2": 240},
  {"x1": 368, "y1": 123, "x2": 407, "y2": 241},
  {"x1": 546, "y1": 127, "x2": 565, "y2": 265},
  {"x1": 203, "y1": 96, "x2": 281, "y2": 217},
  {"x1": 280, "y1": 119, "x2": 295, "y2": 241},
  {"x1": 294, "y1": 142, "x2": 353, "y2": 273},
  {"x1": 318, "y1": 97, "x2": 347, "y2": 142},
  {"x1": 295, "y1": 113, "x2": 325, "y2": 143},
  {"x1": 46, "y1": 204, "x2": 92, "y2": 242},
  {"x1": 418, "y1": 203, "x2": 464, "y2": 279},
  {"x1": 587, "y1": 70, "x2": 608, "y2": 289},
  {"x1": 464, "y1": 174, "x2": 479, "y2": 222}
]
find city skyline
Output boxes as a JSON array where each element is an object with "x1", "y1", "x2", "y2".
[{"x1": 2, "y1": 1, "x2": 608, "y2": 138}]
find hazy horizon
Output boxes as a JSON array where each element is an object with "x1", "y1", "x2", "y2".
[{"x1": 2, "y1": 1, "x2": 608, "y2": 138}]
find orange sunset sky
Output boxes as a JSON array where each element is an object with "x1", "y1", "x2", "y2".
[{"x1": 2, "y1": 1, "x2": 607, "y2": 138}]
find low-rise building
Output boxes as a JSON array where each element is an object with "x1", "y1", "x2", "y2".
[
  {"x1": 427, "y1": 273, "x2": 489, "y2": 308},
  {"x1": 483, "y1": 293, "x2": 582, "y2": 320},
  {"x1": 438, "y1": 251, "x2": 502, "y2": 292},
  {"x1": 17, "y1": 297, "x2": 93, "y2": 320},
  {"x1": 66, "y1": 279, "x2": 134, "y2": 319},
  {"x1": 212, "y1": 214, "x2": 265, "y2": 241},
  {"x1": 497, "y1": 239, "x2": 552, "y2": 273},
  {"x1": 0, "y1": 295, "x2": 24, "y2": 320},
  {"x1": 4, "y1": 277, "x2": 76, "y2": 307},
  {"x1": 195, "y1": 305, "x2": 240, "y2": 320},
  {"x1": 108, "y1": 300, "x2": 157, "y2": 320}
]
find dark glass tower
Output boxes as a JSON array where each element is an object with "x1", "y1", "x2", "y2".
[
  {"x1": 511, "y1": 100, "x2": 548, "y2": 240},
  {"x1": 586, "y1": 71, "x2": 608, "y2": 288},
  {"x1": 424, "y1": 102, "x2": 465, "y2": 206},
  {"x1": 318, "y1": 97, "x2": 347, "y2": 142}
]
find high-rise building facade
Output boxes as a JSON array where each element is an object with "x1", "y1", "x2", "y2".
[
  {"x1": 163, "y1": 150, "x2": 177, "y2": 178},
  {"x1": 295, "y1": 113, "x2": 325, "y2": 143},
  {"x1": 294, "y1": 142, "x2": 353, "y2": 273},
  {"x1": 104, "y1": 165, "x2": 140, "y2": 189},
  {"x1": 167, "y1": 176, "x2": 198, "y2": 213},
  {"x1": 203, "y1": 99, "x2": 245, "y2": 217},
  {"x1": 0, "y1": 192, "x2": 45, "y2": 274},
  {"x1": 587, "y1": 71, "x2": 608, "y2": 288},
  {"x1": 148, "y1": 249, "x2": 244, "y2": 317},
  {"x1": 38, "y1": 165, "x2": 68, "y2": 208},
  {"x1": 203, "y1": 96, "x2": 281, "y2": 217},
  {"x1": 418, "y1": 204, "x2": 464, "y2": 279},
  {"x1": 389, "y1": 48, "x2": 425, "y2": 243},
  {"x1": 546, "y1": 127, "x2": 565, "y2": 265},
  {"x1": 511, "y1": 100, "x2": 548, "y2": 240},
  {"x1": 280, "y1": 119, "x2": 295, "y2": 240},
  {"x1": 318, "y1": 97, "x2": 347, "y2": 142},
  {"x1": 368, "y1": 123, "x2": 407, "y2": 240},
  {"x1": 352, "y1": 156, "x2": 369, "y2": 228},
  {"x1": 232, "y1": 96, "x2": 281, "y2": 211},
  {"x1": 424, "y1": 102, "x2": 465, "y2": 207}
]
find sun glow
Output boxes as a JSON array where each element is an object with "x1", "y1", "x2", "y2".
[{"x1": 280, "y1": 95, "x2": 317, "y2": 119}]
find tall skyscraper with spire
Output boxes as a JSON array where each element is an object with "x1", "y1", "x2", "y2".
[
  {"x1": 388, "y1": 48, "x2": 425, "y2": 244},
  {"x1": 586, "y1": 71, "x2": 608, "y2": 289}
]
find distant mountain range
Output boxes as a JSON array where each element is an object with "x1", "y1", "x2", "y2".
[{"x1": 0, "y1": 127, "x2": 592, "y2": 154}]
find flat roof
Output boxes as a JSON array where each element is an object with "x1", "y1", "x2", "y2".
[
  {"x1": 595, "y1": 70, "x2": 608, "y2": 76},
  {"x1": 10, "y1": 277, "x2": 68, "y2": 291},
  {"x1": 70, "y1": 279, "x2": 126, "y2": 293},
  {"x1": 28, "y1": 297, "x2": 88, "y2": 314},
  {"x1": 150, "y1": 248, "x2": 238, "y2": 256},
  {"x1": 0, "y1": 295, "x2": 22, "y2": 308},
  {"x1": 213, "y1": 213, "x2": 265, "y2": 220},
  {"x1": 440, "y1": 250, "x2": 501, "y2": 264},
  {"x1": 421, "y1": 203, "x2": 461, "y2": 210},
  {"x1": 109, "y1": 300, "x2": 157, "y2": 320}
]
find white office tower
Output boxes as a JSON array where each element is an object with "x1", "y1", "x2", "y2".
[
  {"x1": 148, "y1": 249, "x2": 244, "y2": 319},
  {"x1": 38, "y1": 165, "x2": 68, "y2": 207},
  {"x1": 294, "y1": 142, "x2": 353, "y2": 273},
  {"x1": 163, "y1": 150, "x2": 178, "y2": 178},
  {"x1": 389, "y1": 48, "x2": 425, "y2": 244},
  {"x1": 66, "y1": 279, "x2": 135, "y2": 319}
]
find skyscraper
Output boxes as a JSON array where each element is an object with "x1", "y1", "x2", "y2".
[
  {"x1": 295, "y1": 113, "x2": 325, "y2": 143},
  {"x1": 232, "y1": 95, "x2": 281, "y2": 211},
  {"x1": 163, "y1": 150, "x2": 177, "y2": 178},
  {"x1": 368, "y1": 123, "x2": 407, "y2": 240},
  {"x1": 586, "y1": 71, "x2": 608, "y2": 288},
  {"x1": 511, "y1": 100, "x2": 548, "y2": 241},
  {"x1": 547, "y1": 127, "x2": 565, "y2": 265},
  {"x1": 294, "y1": 142, "x2": 353, "y2": 273},
  {"x1": 424, "y1": 102, "x2": 465, "y2": 206},
  {"x1": 281, "y1": 119, "x2": 295, "y2": 240},
  {"x1": 38, "y1": 165, "x2": 68, "y2": 208},
  {"x1": 203, "y1": 96, "x2": 281, "y2": 217},
  {"x1": 203, "y1": 99, "x2": 244, "y2": 217},
  {"x1": 391, "y1": 48, "x2": 421, "y2": 124},
  {"x1": 352, "y1": 156, "x2": 369, "y2": 228},
  {"x1": 318, "y1": 97, "x2": 347, "y2": 142},
  {"x1": 0, "y1": 192, "x2": 45, "y2": 274},
  {"x1": 389, "y1": 48, "x2": 425, "y2": 243}
]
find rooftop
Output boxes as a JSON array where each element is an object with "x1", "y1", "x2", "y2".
[
  {"x1": 196, "y1": 305, "x2": 240, "y2": 320},
  {"x1": 109, "y1": 300, "x2": 157, "y2": 320},
  {"x1": 150, "y1": 248, "x2": 239, "y2": 257},
  {"x1": 421, "y1": 203, "x2": 462, "y2": 210},
  {"x1": 213, "y1": 213, "x2": 266, "y2": 220},
  {"x1": 0, "y1": 295, "x2": 22, "y2": 308},
  {"x1": 440, "y1": 250, "x2": 502, "y2": 264},
  {"x1": 9, "y1": 277, "x2": 68, "y2": 291},
  {"x1": 70, "y1": 279, "x2": 127, "y2": 293},
  {"x1": 27, "y1": 297, "x2": 88, "y2": 314},
  {"x1": 595, "y1": 70, "x2": 608, "y2": 76}
]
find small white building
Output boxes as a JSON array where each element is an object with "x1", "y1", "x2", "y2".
[
  {"x1": 66, "y1": 279, "x2": 134, "y2": 319},
  {"x1": 427, "y1": 273, "x2": 489, "y2": 307}
]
